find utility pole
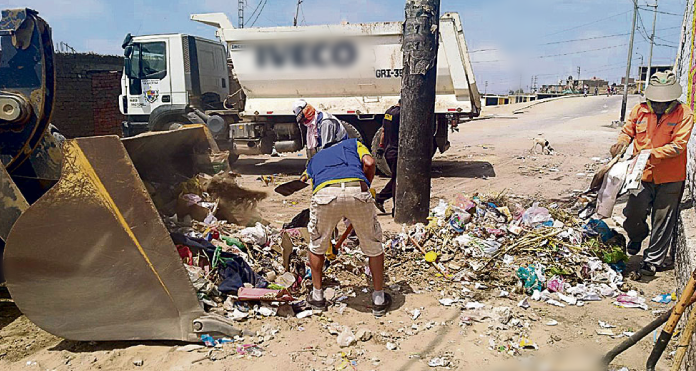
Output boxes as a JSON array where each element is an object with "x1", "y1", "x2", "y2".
[
  {"x1": 293, "y1": 0, "x2": 303, "y2": 26},
  {"x1": 621, "y1": 0, "x2": 639, "y2": 123},
  {"x1": 395, "y1": 0, "x2": 441, "y2": 224},
  {"x1": 238, "y1": 0, "x2": 244, "y2": 28},
  {"x1": 577, "y1": 66, "x2": 581, "y2": 82},
  {"x1": 484, "y1": 80, "x2": 488, "y2": 95},
  {"x1": 645, "y1": 0, "x2": 658, "y2": 91}
]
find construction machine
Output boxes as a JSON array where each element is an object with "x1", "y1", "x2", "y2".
[{"x1": 0, "y1": 8, "x2": 242, "y2": 342}]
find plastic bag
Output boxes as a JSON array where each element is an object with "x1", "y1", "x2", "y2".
[
  {"x1": 521, "y1": 203, "x2": 551, "y2": 227},
  {"x1": 583, "y1": 218, "x2": 615, "y2": 243},
  {"x1": 517, "y1": 264, "x2": 544, "y2": 294},
  {"x1": 454, "y1": 194, "x2": 476, "y2": 213},
  {"x1": 239, "y1": 222, "x2": 268, "y2": 245},
  {"x1": 431, "y1": 199, "x2": 451, "y2": 219},
  {"x1": 449, "y1": 212, "x2": 471, "y2": 232},
  {"x1": 547, "y1": 276, "x2": 564, "y2": 293}
]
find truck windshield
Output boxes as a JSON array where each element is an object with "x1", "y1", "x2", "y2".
[{"x1": 129, "y1": 42, "x2": 167, "y2": 79}]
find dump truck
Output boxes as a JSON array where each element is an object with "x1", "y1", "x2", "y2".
[
  {"x1": 1, "y1": 8, "x2": 243, "y2": 342},
  {"x1": 119, "y1": 12, "x2": 481, "y2": 173}
]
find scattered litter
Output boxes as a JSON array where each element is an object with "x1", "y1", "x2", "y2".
[
  {"x1": 545, "y1": 320, "x2": 558, "y2": 326},
  {"x1": 337, "y1": 328, "x2": 356, "y2": 348},
  {"x1": 652, "y1": 293, "x2": 675, "y2": 304},
  {"x1": 518, "y1": 298, "x2": 530, "y2": 309},
  {"x1": 411, "y1": 309, "x2": 422, "y2": 320},
  {"x1": 177, "y1": 344, "x2": 205, "y2": 352},
  {"x1": 356, "y1": 328, "x2": 372, "y2": 342},
  {"x1": 428, "y1": 357, "x2": 450, "y2": 367},
  {"x1": 296, "y1": 310, "x2": 314, "y2": 319},
  {"x1": 596, "y1": 329, "x2": 615, "y2": 336}
]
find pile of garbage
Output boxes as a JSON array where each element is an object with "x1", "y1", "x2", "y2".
[
  {"x1": 384, "y1": 192, "x2": 640, "y2": 310},
  {"x1": 159, "y1": 166, "x2": 656, "y2": 358}
]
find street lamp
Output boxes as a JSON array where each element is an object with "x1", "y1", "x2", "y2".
[{"x1": 635, "y1": 52, "x2": 644, "y2": 82}]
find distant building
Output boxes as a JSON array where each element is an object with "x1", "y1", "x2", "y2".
[
  {"x1": 576, "y1": 77, "x2": 608, "y2": 92},
  {"x1": 621, "y1": 77, "x2": 636, "y2": 85}
]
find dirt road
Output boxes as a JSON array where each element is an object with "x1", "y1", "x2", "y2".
[{"x1": 1, "y1": 95, "x2": 677, "y2": 371}]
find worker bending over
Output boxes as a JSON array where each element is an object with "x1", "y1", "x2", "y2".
[
  {"x1": 304, "y1": 138, "x2": 391, "y2": 317},
  {"x1": 293, "y1": 99, "x2": 348, "y2": 158},
  {"x1": 610, "y1": 71, "x2": 693, "y2": 277}
]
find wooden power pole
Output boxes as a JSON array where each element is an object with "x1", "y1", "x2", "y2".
[
  {"x1": 394, "y1": 0, "x2": 441, "y2": 224},
  {"x1": 621, "y1": 0, "x2": 638, "y2": 123}
]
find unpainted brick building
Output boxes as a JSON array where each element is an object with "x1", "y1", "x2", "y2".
[{"x1": 52, "y1": 53, "x2": 124, "y2": 138}]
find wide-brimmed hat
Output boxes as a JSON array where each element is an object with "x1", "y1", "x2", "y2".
[{"x1": 645, "y1": 71, "x2": 682, "y2": 102}]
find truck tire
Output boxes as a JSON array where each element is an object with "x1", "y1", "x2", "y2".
[
  {"x1": 148, "y1": 105, "x2": 191, "y2": 132},
  {"x1": 370, "y1": 127, "x2": 392, "y2": 177},
  {"x1": 341, "y1": 121, "x2": 364, "y2": 143}
]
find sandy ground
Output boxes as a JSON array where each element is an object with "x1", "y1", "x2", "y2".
[{"x1": 0, "y1": 95, "x2": 681, "y2": 371}]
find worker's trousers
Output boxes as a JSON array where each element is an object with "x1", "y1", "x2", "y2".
[
  {"x1": 376, "y1": 151, "x2": 398, "y2": 206},
  {"x1": 623, "y1": 181, "x2": 684, "y2": 266}
]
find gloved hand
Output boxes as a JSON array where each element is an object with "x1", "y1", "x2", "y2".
[
  {"x1": 375, "y1": 147, "x2": 385, "y2": 159},
  {"x1": 299, "y1": 173, "x2": 309, "y2": 182},
  {"x1": 610, "y1": 142, "x2": 626, "y2": 157}
]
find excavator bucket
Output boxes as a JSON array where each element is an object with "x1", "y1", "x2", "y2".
[{"x1": 3, "y1": 126, "x2": 240, "y2": 342}]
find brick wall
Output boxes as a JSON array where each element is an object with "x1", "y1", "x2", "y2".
[
  {"x1": 92, "y1": 71, "x2": 123, "y2": 136},
  {"x1": 52, "y1": 53, "x2": 124, "y2": 138}
]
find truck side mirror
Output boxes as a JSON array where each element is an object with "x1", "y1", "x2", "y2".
[
  {"x1": 122, "y1": 33, "x2": 133, "y2": 49},
  {"x1": 124, "y1": 45, "x2": 133, "y2": 58}
]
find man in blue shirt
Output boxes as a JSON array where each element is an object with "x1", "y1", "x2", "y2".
[{"x1": 304, "y1": 138, "x2": 391, "y2": 317}]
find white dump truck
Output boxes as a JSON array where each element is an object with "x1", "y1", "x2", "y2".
[{"x1": 119, "y1": 12, "x2": 480, "y2": 166}]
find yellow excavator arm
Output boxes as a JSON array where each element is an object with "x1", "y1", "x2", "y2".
[{"x1": 1, "y1": 8, "x2": 242, "y2": 342}]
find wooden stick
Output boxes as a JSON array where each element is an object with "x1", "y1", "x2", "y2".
[
  {"x1": 647, "y1": 268, "x2": 696, "y2": 371},
  {"x1": 479, "y1": 230, "x2": 561, "y2": 272},
  {"x1": 409, "y1": 236, "x2": 451, "y2": 279},
  {"x1": 603, "y1": 292, "x2": 696, "y2": 365},
  {"x1": 670, "y1": 303, "x2": 696, "y2": 371}
]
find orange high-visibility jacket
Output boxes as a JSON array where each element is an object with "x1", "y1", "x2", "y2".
[{"x1": 618, "y1": 102, "x2": 694, "y2": 184}]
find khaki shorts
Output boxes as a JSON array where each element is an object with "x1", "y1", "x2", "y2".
[{"x1": 308, "y1": 184, "x2": 384, "y2": 257}]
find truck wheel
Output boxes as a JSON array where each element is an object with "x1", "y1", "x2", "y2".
[
  {"x1": 148, "y1": 106, "x2": 190, "y2": 131},
  {"x1": 370, "y1": 127, "x2": 392, "y2": 177},
  {"x1": 341, "y1": 121, "x2": 364, "y2": 143}
]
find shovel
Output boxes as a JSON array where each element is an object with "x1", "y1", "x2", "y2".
[{"x1": 274, "y1": 180, "x2": 309, "y2": 196}]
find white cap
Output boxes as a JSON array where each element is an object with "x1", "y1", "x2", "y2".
[{"x1": 292, "y1": 99, "x2": 307, "y2": 116}]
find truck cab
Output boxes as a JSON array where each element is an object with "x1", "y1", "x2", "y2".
[{"x1": 119, "y1": 34, "x2": 230, "y2": 137}]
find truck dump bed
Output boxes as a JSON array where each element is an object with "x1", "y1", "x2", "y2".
[{"x1": 192, "y1": 12, "x2": 481, "y2": 117}]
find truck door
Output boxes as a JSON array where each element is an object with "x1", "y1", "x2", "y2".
[{"x1": 124, "y1": 40, "x2": 172, "y2": 116}]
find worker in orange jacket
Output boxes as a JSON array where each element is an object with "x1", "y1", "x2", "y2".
[{"x1": 610, "y1": 71, "x2": 694, "y2": 277}]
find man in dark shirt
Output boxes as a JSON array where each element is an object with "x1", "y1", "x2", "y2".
[{"x1": 375, "y1": 101, "x2": 400, "y2": 214}]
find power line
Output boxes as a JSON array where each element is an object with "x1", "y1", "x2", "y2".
[
  {"x1": 245, "y1": 0, "x2": 263, "y2": 27},
  {"x1": 540, "y1": 32, "x2": 630, "y2": 45},
  {"x1": 472, "y1": 43, "x2": 628, "y2": 64},
  {"x1": 541, "y1": 10, "x2": 632, "y2": 38},
  {"x1": 638, "y1": 6, "x2": 682, "y2": 16},
  {"x1": 470, "y1": 48, "x2": 498, "y2": 53},
  {"x1": 249, "y1": 0, "x2": 268, "y2": 27}
]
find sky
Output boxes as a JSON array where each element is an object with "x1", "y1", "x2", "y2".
[{"x1": 2, "y1": 0, "x2": 690, "y2": 94}]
